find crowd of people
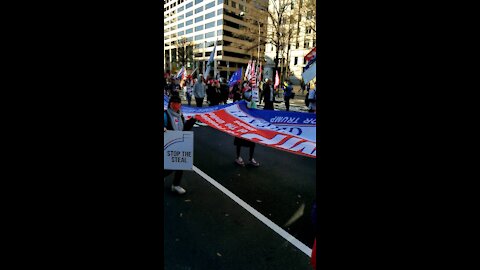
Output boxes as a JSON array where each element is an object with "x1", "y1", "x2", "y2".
[
  {"x1": 163, "y1": 71, "x2": 316, "y2": 194},
  {"x1": 163, "y1": 72, "x2": 317, "y2": 268},
  {"x1": 164, "y1": 71, "x2": 316, "y2": 113}
]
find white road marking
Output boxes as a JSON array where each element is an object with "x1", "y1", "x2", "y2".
[{"x1": 192, "y1": 165, "x2": 312, "y2": 257}]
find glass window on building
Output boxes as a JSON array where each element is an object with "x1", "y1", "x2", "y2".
[
  {"x1": 178, "y1": 22, "x2": 184, "y2": 28},
  {"x1": 186, "y1": 36, "x2": 193, "y2": 42},
  {"x1": 224, "y1": 0, "x2": 229, "y2": 4},
  {"x1": 178, "y1": 14, "x2": 184, "y2": 19},
  {"x1": 195, "y1": 25, "x2": 204, "y2": 31},
  {"x1": 195, "y1": 0, "x2": 203, "y2": 4},
  {"x1": 239, "y1": 4, "x2": 245, "y2": 11},
  {"x1": 186, "y1": 11, "x2": 193, "y2": 17},
  {"x1": 205, "y1": 31, "x2": 214, "y2": 38},
  {"x1": 217, "y1": 0, "x2": 223, "y2": 4},
  {"x1": 294, "y1": 57, "x2": 298, "y2": 65},
  {"x1": 313, "y1": 40, "x2": 316, "y2": 47},
  {"x1": 205, "y1": 1, "x2": 215, "y2": 9},
  {"x1": 178, "y1": 30, "x2": 184, "y2": 36},
  {"x1": 217, "y1": 8, "x2": 223, "y2": 15},
  {"x1": 231, "y1": 1, "x2": 236, "y2": 8},
  {"x1": 195, "y1": 43, "x2": 204, "y2": 49},
  {"x1": 195, "y1": 34, "x2": 203, "y2": 40},
  {"x1": 195, "y1": 15, "x2": 203, "y2": 22},
  {"x1": 304, "y1": 41, "x2": 309, "y2": 48},
  {"x1": 217, "y1": 19, "x2": 223, "y2": 25},
  {"x1": 178, "y1": 6, "x2": 184, "y2": 12},
  {"x1": 186, "y1": 2, "x2": 193, "y2": 8},
  {"x1": 217, "y1": 29, "x2": 223, "y2": 36},
  {"x1": 205, "y1": 11, "x2": 215, "y2": 19},
  {"x1": 186, "y1": 19, "x2": 193, "y2": 25},
  {"x1": 186, "y1": 28, "x2": 193, "y2": 34},
  {"x1": 195, "y1": 6, "x2": 203, "y2": 13},
  {"x1": 205, "y1": 21, "x2": 215, "y2": 29}
]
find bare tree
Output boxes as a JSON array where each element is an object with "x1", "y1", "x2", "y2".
[
  {"x1": 264, "y1": 0, "x2": 294, "y2": 77},
  {"x1": 175, "y1": 37, "x2": 195, "y2": 69},
  {"x1": 282, "y1": 9, "x2": 299, "y2": 82},
  {"x1": 300, "y1": 0, "x2": 316, "y2": 34}
]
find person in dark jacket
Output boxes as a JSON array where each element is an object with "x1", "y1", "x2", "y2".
[
  {"x1": 262, "y1": 79, "x2": 275, "y2": 110},
  {"x1": 209, "y1": 80, "x2": 221, "y2": 106},
  {"x1": 219, "y1": 78, "x2": 229, "y2": 104},
  {"x1": 163, "y1": 95, "x2": 196, "y2": 195},
  {"x1": 283, "y1": 80, "x2": 294, "y2": 111},
  {"x1": 232, "y1": 82, "x2": 242, "y2": 102}
]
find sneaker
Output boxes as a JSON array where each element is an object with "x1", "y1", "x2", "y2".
[
  {"x1": 235, "y1": 157, "x2": 245, "y2": 166},
  {"x1": 249, "y1": 158, "x2": 260, "y2": 167},
  {"x1": 171, "y1": 185, "x2": 186, "y2": 195}
]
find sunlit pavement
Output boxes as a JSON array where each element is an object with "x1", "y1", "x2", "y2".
[{"x1": 164, "y1": 126, "x2": 316, "y2": 269}]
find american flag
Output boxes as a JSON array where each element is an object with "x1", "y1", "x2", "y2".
[
  {"x1": 250, "y1": 60, "x2": 256, "y2": 85},
  {"x1": 174, "y1": 66, "x2": 185, "y2": 80},
  {"x1": 244, "y1": 60, "x2": 252, "y2": 81},
  {"x1": 256, "y1": 61, "x2": 262, "y2": 87},
  {"x1": 304, "y1": 47, "x2": 316, "y2": 64}
]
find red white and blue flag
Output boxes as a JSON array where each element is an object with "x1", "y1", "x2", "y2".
[
  {"x1": 175, "y1": 66, "x2": 185, "y2": 80},
  {"x1": 304, "y1": 47, "x2": 316, "y2": 65},
  {"x1": 164, "y1": 95, "x2": 317, "y2": 158}
]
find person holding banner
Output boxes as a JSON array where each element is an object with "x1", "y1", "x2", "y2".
[
  {"x1": 233, "y1": 89, "x2": 260, "y2": 167},
  {"x1": 164, "y1": 95, "x2": 197, "y2": 194}
]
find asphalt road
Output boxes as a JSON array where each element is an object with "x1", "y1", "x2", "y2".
[{"x1": 164, "y1": 125, "x2": 316, "y2": 269}]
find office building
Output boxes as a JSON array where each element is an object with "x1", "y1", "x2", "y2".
[
  {"x1": 164, "y1": 0, "x2": 268, "y2": 79},
  {"x1": 264, "y1": 0, "x2": 316, "y2": 85}
]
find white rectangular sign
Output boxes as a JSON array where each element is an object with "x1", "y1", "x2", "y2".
[
  {"x1": 164, "y1": 131, "x2": 194, "y2": 170},
  {"x1": 252, "y1": 87, "x2": 259, "y2": 102}
]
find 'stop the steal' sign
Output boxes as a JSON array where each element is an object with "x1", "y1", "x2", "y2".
[{"x1": 164, "y1": 131, "x2": 194, "y2": 170}]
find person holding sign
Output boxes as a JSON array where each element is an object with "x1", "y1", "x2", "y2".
[{"x1": 164, "y1": 95, "x2": 196, "y2": 195}]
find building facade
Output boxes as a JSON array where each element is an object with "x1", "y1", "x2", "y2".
[
  {"x1": 264, "y1": 0, "x2": 316, "y2": 85},
  {"x1": 164, "y1": 0, "x2": 268, "y2": 80}
]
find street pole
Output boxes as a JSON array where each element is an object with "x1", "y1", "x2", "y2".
[
  {"x1": 257, "y1": 22, "x2": 260, "y2": 69},
  {"x1": 227, "y1": 61, "x2": 230, "y2": 80}
]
